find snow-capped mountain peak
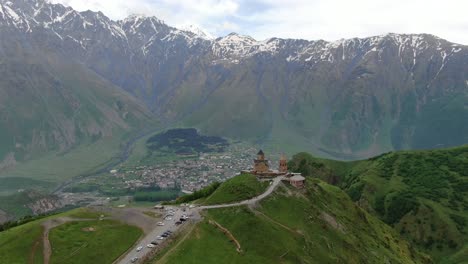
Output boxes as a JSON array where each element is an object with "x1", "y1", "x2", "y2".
[
  {"x1": 0, "y1": 0, "x2": 465, "y2": 66},
  {"x1": 180, "y1": 24, "x2": 214, "y2": 40}
]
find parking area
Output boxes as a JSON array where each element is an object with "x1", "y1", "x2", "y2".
[{"x1": 116, "y1": 205, "x2": 197, "y2": 264}]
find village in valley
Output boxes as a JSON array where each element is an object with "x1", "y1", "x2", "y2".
[
  {"x1": 57, "y1": 144, "x2": 305, "y2": 208},
  {"x1": 117, "y1": 149, "x2": 304, "y2": 193},
  {"x1": 113, "y1": 151, "x2": 254, "y2": 192}
]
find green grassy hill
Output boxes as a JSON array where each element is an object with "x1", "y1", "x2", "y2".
[
  {"x1": 49, "y1": 220, "x2": 141, "y2": 264},
  {"x1": 0, "y1": 208, "x2": 141, "y2": 264},
  {"x1": 0, "y1": 219, "x2": 44, "y2": 264},
  {"x1": 288, "y1": 146, "x2": 468, "y2": 263},
  {"x1": 153, "y1": 177, "x2": 431, "y2": 264},
  {"x1": 203, "y1": 173, "x2": 269, "y2": 205}
]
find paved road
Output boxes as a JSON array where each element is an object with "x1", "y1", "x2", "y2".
[
  {"x1": 117, "y1": 176, "x2": 284, "y2": 264},
  {"x1": 199, "y1": 176, "x2": 284, "y2": 209},
  {"x1": 115, "y1": 207, "x2": 187, "y2": 264}
]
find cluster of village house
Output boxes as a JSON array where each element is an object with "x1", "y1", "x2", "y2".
[
  {"x1": 110, "y1": 152, "x2": 254, "y2": 192},
  {"x1": 244, "y1": 150, "x2": 306, "y2": 188},
  {"x1": 111, "y1": 149, "x2": 305, "y2": 193}
]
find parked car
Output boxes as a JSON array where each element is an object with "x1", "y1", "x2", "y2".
[
  {"x1": 150, "y1": 241, "x2": 159, "y2": 245},
  {"x1": 157, "y1": 236, "x2": 165, "y2": 240},
  {"x1": 147, "y1": 244, "x2": 155, "y2": 248},
  {"x1": 131, "y1": 257, "x2": 139, "y2": 263},
  {"x1": 175, "y1": 221, "x2": 182, "y2": 225},
  {"x1": 136, "y1": 246, "x2": 143, "y2": 252},
  {"x1": 157, "y1": 222, "x2": 165, "y2": 226}
]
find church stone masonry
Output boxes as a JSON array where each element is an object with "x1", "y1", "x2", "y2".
[
  {"x1": 248, "y1": 150, "x2": 292, "y2": 178},
  {"x1": 243, "y1": 150, "x2": 305, "y2": 188},
  {"x1": 253, "y1": 150, "x2": 270, "y2": 174}
]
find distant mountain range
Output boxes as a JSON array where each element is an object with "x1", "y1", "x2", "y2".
[{"x1": 1, "y1": 0, "x2": 467, "y2": 164}]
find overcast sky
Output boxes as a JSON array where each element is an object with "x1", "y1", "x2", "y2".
[{"x1": 50, "y1": 0, "x2": 468, "y2": 44}]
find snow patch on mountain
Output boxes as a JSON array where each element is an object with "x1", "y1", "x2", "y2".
[
  {"x1": 212, "y1": 33, "x2": 282, "y2": 59},
  {"x1": 1, "y1": 0, "x2": 466, "y2": 67},
  {"x1": 181, "y1": 24, "x2": 214, "y2": 40}
]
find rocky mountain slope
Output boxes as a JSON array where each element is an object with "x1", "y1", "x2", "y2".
[
  {"x1": 0, "y1": 0, "x2": 155, "y2": 171},
  {"x1": 1, "y1": 0, "x2": 467, "y2": 161}
]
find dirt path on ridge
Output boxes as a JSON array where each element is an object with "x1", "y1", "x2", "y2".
[
  {"x1": 28, "y1": 233, "x2": 42, "y2": 264},
  {"x1": 41, "y1": 207, "x2": 157, "y2": 264},
  {"x1": 41, "y1": 217, "x2": 95, "y2": 264}
]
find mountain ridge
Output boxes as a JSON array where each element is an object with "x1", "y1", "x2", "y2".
[
  {"x1": 1, "y1": 0, "x2": 465, "y2": 61},
  {"x1": 1, "y1": 0, "x2": 467, "y2": 161}
]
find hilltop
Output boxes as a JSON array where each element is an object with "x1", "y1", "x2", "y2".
[
  {"x1": 288, "y1": 145, "x2": 468, "y2": 263},
  {"x1": 151, "y1": 176, "x2": 431, "y2": 263}
]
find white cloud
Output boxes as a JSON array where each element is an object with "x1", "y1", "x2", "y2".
[
  {"x1": 50, "y1": 0, "x2": 468, "y2": 45},
  {"x1": 248, "y1": 0, "x2": 468, "y2": 44}
]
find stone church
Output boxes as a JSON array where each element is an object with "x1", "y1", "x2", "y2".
[{"x1": 251, "y1": 150, "x2": 289, "y2": 177}]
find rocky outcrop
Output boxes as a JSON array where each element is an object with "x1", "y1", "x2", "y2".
[
  {"x1": 0, "y1": 209, "x2": 10, "y2": 224},
  {"x1": 28, "y1": 196, "x2": 63, "y2": 215}
]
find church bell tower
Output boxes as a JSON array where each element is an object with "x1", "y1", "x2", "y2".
[{"x1": 279, "y1": 154, "x2": 288, "y2": 173}]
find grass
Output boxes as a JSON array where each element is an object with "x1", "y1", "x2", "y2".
[
  {"x1": 203, "y1": 174, "x2": 269, "y2": 205},
  {"x1": 0, "y1": 177, "x2": 54, "y2": 195},
  {"x1": 153, "y1": 179, "x2": 430, "y2": 264},
  {"x1": 60, "y1": 208, "x2": 106, "y2": 219},
  {"x1": 0, "y1": 137, "x2": 124, "y2": 183},
  {"x1": 157, "y1": 206, "x2": 306, "y2": 264},
  {"x1": 288, "y1": 145, "x2": 468, "y2": 262},
  {"x1": 0, "y1": 191, "x2": 37, "y2": 219},
  {"x1": 175, "y1": 182, "x2": 220, "y2": 204},
  {"x1": 49, "y1": 220, "x2": 142, "y2": 264},
  {"x1": 0, "y1": 220, "x2": 44, "y2": 264},
  {"x1": 0, "y1": 207, "x2": 141, "y2": 264}
]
